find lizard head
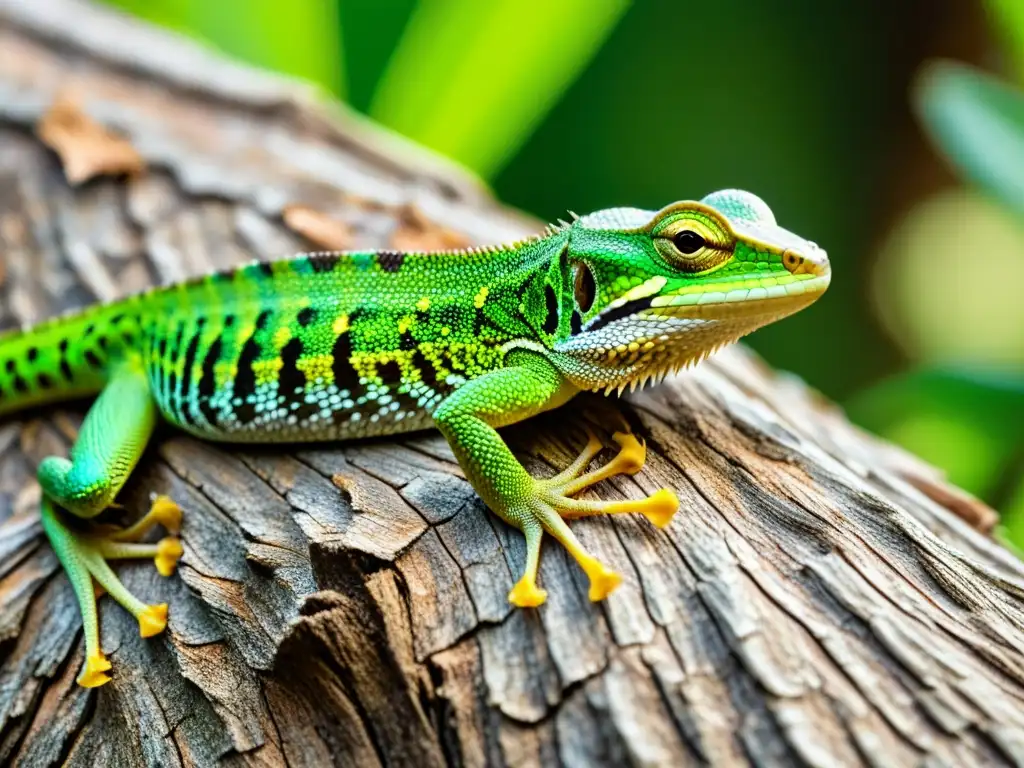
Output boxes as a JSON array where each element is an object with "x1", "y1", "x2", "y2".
[{"x1": 550, "y1": 189, "x2": 830, "y2": 393}]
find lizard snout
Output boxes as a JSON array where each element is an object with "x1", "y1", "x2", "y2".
[{"x1": 782, "y1": 243, "x2": 830, "y2": 277}]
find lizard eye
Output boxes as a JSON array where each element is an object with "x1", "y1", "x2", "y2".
[
  {"x1": 652, "y1": 212, "x2": 733, "y2": 274},
  {"x1": 573, "y1": 262, "x2": 596, "y2": 313},
  {"x1": 672, "y1": 230, "x2": 705, "y2": 254}
]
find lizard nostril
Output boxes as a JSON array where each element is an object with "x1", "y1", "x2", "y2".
[{"x1": 783, "y1": 250, "x2": 804, "y2": 273}]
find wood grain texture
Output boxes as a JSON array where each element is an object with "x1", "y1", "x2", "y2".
[{"x1": 1, "y1": 1, "x2": 1023, "y2": 766}]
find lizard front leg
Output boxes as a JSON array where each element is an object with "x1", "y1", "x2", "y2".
[
  {"x1": 37, "y1": 358, "x2": 182, "y2": 687},
  {"x1": 433, "y1": 350, "x2": 678, "y2": 608}
]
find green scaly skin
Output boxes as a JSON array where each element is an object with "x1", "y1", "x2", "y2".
[{"x1": 0, "y1": 189, "x2": 829, "y2": 687}]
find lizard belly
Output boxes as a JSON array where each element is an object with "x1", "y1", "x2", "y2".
[{"x1": 155, "y1": 372, "x2": 445, "y2": 443}]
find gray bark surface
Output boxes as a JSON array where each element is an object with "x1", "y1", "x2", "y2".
[{"x1": 0, "y1": 1, "x2": 1022, "y2": 765}]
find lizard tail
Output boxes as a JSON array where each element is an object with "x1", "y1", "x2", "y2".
[{"x1": 0, "y1": 302, "x2": 131, "y2": 418}]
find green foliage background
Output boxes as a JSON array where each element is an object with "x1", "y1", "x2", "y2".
[{"x1": 104, "y1": 0, "x2": 1024, "y2": 546}]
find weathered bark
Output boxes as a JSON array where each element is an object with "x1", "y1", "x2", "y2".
[{"x1": 1, "y1": 1, "x2": 1023, "y2": 766}]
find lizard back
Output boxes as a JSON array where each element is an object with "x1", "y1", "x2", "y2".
[{"x1": 143, "y1": 240, "x2": 565, "y2": 442}]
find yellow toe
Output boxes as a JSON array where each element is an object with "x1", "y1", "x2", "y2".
[
  {"x1": 154, "y1": 537, "x2": 184, "y2": 577},
  {"x1": 611, "y1": 432, "x2": 646, "y2": 474},
  {"x1": 583, "y1": 560, "x2": 623, "y2": 601},
  {"x1": 78, "y1": 652, "x2": 113, "y2": 688},
  {"x1": 150, "y1": 496, "x2": 182, "y2": 533},
  {"x1": 641, "y1": 488, "x2": 679, "y2": 528},
  {"x1": 508, "y1": 577, "x2": 548, "y2": 608},
  {"x1": 138, "y1": 603, "x2": 168, "y2": 638}
]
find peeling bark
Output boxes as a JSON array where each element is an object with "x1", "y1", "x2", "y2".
[{"x1": 1, "y1": 1, "x2": 1023, "y2": 766}]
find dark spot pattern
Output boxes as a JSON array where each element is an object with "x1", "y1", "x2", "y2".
[
  {"x1": 307, "y1": 254, "x2": 341, "y2": 273},
  {"x1": 377, "y1": 251, "x2": 405, "y2": 273}
]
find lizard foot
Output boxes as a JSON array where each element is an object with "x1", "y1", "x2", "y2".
[
  {"x1": 40, "y1": 495, "x2": 184, "y2": 687},
  {"x1": 506, "y1": 432, "x2": 679, "y2": 608}
]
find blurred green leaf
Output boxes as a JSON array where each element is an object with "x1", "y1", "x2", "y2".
[
  {"x1": 369, "y1": 0, "x2": 630, "y2": 179},
  {"x1": 986, "y1": 0, "x2": 1024, "y2": 85},
  {"x1": 338, "y1": 0, "x2": 418, "y2": 113},
  {"x1": 1003, "y1": 470, "x2": 1024, "y2": 550},
  {"x1": 846, "y1": 366, "x2": 1024, "y2": 497},
  {"x1": 915, "y1": 61, "x2": 1024, "y2": 216},
  {"x1": 104, "y1": 0, "x2": 345, "y2": 96}
]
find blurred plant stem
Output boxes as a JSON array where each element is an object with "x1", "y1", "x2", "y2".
[
  {"x1": 104, "y1": 0, "x2": 345, "y2": 97},
  {"x1": 369, "y1": 0, "x2": 630, "y2": 180}
]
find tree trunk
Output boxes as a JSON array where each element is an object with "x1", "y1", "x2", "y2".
[{"x1": 1, "y1": 1, "x2": 1023, "y2": 766}]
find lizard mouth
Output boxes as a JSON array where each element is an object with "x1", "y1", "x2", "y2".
[
  {"x1": 648, "y1": 273, "x2": 831, "y2": 321},
  {"x1": 586, "y1": 273, "x2": 830, "y2": 332}
]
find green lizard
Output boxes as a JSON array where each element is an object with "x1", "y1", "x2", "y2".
[{"x1": 0, "y1": 189, "x2": 828, "y2": 687}]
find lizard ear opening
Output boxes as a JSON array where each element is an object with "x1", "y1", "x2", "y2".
[{"x1": 572, "y1": 261, "x2": 596, "y2": 314}]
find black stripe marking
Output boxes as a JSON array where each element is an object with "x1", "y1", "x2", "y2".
[
  {"x1": 232, "y1": 332, "x2": 261, "y2": 401},
  {"x1": 60, "y1": 359, "x2": 74, "y2": 382},
  {"x1": 297, "y1": 307, "x2": 317, "y2": 327},
  {"x1": 37, "y1": 373, "x2": 53, "y2": 390},
  {"x1": 165, "y1": 323, "x2": 186, "y2": 406},
  {"x1": 13, "y1": 376, "x2": 28, "y2": 394},
  {"x1": 177, "y1": 323, "x2": 205, "y2": 425},
  {"x1": 4, "y1": 360, "x2": 14, "y2": 373},
  {"x1": 413, "y1": 349, "x2": 439, "y2": 392},
  {"x1": 26, "y1": 347, "x2": 38, "y2": 362},
  {"x1": 587, "y1": 298, "x2": 655, "y2": 333},
  {"x1": 330, "y1": 330, "x2": 357, "y2": 390},
  {"x1": 84, "y1": 350, "x2": 103, "y2": 368},
  {"x1": 570, "y1": 310, "x2": 582, "y2": 336},
  {"x1": 542, "y1": 285, "x2": 559, "y2": 335},
  {"x1": 256, "y1": 262, "x2": 274, "y2": 279},
  {"x1": 198, "y1": 336, "x2": 223, "y2": 425},
  {"x1": 514, "y1": 278, "x2": 532, "y2": 306},
  {"x1": 378, "y1": 360, "x2": 401, "y2": 384},
  {"x1": 278, "y1": 338, "x2": 305, "y2": 395}
]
